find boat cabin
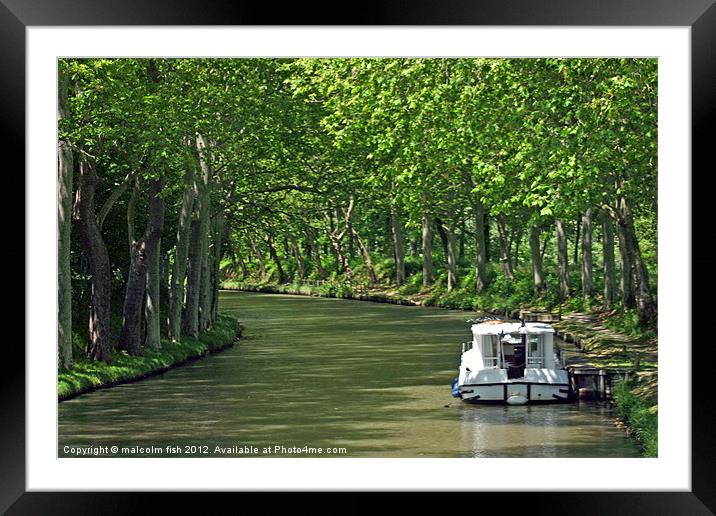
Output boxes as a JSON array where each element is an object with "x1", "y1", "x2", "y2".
[{"x1": 466, "y1": 321, "x2": 556, "y2": 379}]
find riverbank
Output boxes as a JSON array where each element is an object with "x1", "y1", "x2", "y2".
[
  {"x1": 612, "y1": 379, "x2": 658, "y2": 457},
  {"x1": 58, "y1": 314, "x2": 242, "y2": 402},
  {"x1": 549, "y1": 312, "x2": 657, "y2": 457},
  {"x1": 221, "y1": 279, "x2": 657, "y2": 456}
]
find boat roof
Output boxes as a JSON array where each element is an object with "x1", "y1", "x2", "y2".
[{"x1": 471, "y1": 321, "x2": 555, "y2": 336}]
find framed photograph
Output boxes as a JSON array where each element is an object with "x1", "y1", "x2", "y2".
[{"x1": 7, "y1": 0, "x2": 713, "y2": 512}]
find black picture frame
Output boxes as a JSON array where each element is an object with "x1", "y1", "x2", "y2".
[{"x1": 5, "y1": 0, "x2": 713, "y2": 512}]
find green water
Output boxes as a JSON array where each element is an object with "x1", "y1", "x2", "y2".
[{"x1": 58, "y1": 291, "x2": 642, "y2": 458}]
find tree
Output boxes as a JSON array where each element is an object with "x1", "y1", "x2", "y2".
[{"x1": 57, "y1": 62, "x2": 74, "y2": 369}]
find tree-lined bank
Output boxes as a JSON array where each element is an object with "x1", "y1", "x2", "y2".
[{"x1": 58, "y1": 58, "x2": 656, "y2": 381}]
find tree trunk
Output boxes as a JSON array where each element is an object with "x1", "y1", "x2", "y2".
[
  {"x1": 183, "y1": 219, "x2": 202, "y2": 337},
  {"x1": 459, "y1": 212, "x2": 466, "y2": 260},
  {"x1": 161, "y1": 253, "x2": 170, "y2": 331},
  {"x1": 573, "y1": 215, "x2": 581, "y2": 265},
  {"x1": 168, "y1": 168, "x2": 196, "y2": 341},
  {"x1": 324, "y1": 211, "x2": 351, "y2": 280},
  {"x1": 446, "y1": 226, "x2": 458, "y2": 292},
  {"x1": 513, "y1": 227, "x2": 523, "y2": 267},
  {"x1": 144, "y1": 236, "x2": 162, "y2": 349},
  {"x1": 529, "y1": 225, "x2": 544, "y2": 294},
  {"x1": 616, "y1": 218, "x2": 635, "y2": 310},
  {"x1": 265, "y1": 233, "x2": 286, "y2": 283},
  {"x1": 435, "y1": 217, "x2": 449, "y2": 257},
  {"x1": 310, "y1": 230, "x2": 326, "y2": 281},
  {"x1": 390, "y1": 208, "x2": 405, "y2": 285},
  {"x1": 347, "y1": 220, "x2": 355, "y2": 261},
  {"x1": 210, "y1": 214, "x2": 226, "y2": 325},
  {"x1": 618, "y1": 197, "x2": 656, "y2": 323},
  {"x1": 472, "y1": 201, "x2": 489, "y2": 292},
  {"x1": 600, "y1": 211, "x2": 616, "y2": 309},
  {"x1": 183, "y1": 134, "x2": 212, "y2": 336},
  {"x1": 196, "y1": 138, "x2": 213, "y2": 333},
  {"x1": 290, "y1": 235, "x2": 305, "y2": 280},
  {"x1": 57, "y1": 68, "x2": 73, "y2": 369},
  {"x1": 421, "y1": 213, "x2": 434, "y2": 288},
  {"x1": 555, "y1": 219, "x2": 569, "y2": 301},
  {"x1": 350, "y1": 227, "x2": 378, "y2": 286},
  {"x1": 496, "y1": 214, "x2": 514, "y2": 280},
  {"x1": 252, "y1": 240, "x2": 267, "y2": 279},
  {"x1": 327, "y1": 232, "x2": 350, "y2": 279},
  {"x1": 581, "y1": 207, "x2": 594, "y2": 299},
  {"x1": 281, "y1": 237, "x2": 291, "y2": 260},
  {"x1": 236, "y1": 247, "x2": 250, "y2": 278},
  {"x1": 540, "y1": 231, "x2": 551, "y2": 262},
  {"x1": 118, "y1": 176, "x2": 165, "y2": 355},
  {"x1": 73, "y1": 158, "x2": 112, "y2": 363},
  {"x1": 483, "y1": 213, "x2": 490, "y2": 263},
  {"x1": 198, "y1": 215, "x2": 214, "y2": 332}
]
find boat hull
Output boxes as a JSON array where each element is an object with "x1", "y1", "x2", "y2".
[{"x1": 458, "y1": 381, "x2": 572, "y2": 404}]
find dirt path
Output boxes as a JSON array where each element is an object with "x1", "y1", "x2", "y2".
[
  {"x1": 554, "y1": 311, "x2": 657, "y2": 365},
  {"x1": 553, "y1": 311, "x2": 658, "y2": 404}
]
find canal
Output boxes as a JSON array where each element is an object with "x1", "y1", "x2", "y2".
[{"x1": 58, "y1": 291, "x2": 642, "y2": 458}]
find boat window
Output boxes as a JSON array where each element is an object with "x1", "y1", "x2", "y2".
[
  {"x1": 527, "y1": 335, "x2": 544, "y2": 367},
  {"x1": 483, "y1": 335, "x2": 500, "y2": 368}
]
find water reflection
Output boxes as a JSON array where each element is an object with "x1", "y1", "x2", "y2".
[{"x1": 58, "y1": 292, "x2": 642, "y2": 458}]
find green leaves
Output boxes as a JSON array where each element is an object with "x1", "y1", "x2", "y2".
[{"x1": 61, "y1": 57, "x2": 656, "y2": 271}]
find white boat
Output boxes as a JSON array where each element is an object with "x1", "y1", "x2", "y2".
[{"x1": 452, "y1": 319, "x2": 573, "y2": 405}]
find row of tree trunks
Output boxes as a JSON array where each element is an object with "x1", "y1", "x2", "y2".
[
  {"x1": 224, "y1": 203, "x2": 649, "y2": 326},
  {"x1": 223, "y1": 201, "x2": 652, "y2": 327},
  {"x1": 66, "y1": 122, "x2": 226, "y2": 364},
  {"x1": 57, "y1": 67, "x2": 74, "y2": 369}
]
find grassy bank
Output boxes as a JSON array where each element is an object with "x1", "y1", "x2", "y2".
[
  {"x1": 612, "y1": 378, "x2": 658, "y2": 457},
  {"x1": 58, "y1": 314, "x2": 242, "y2": 402}
]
